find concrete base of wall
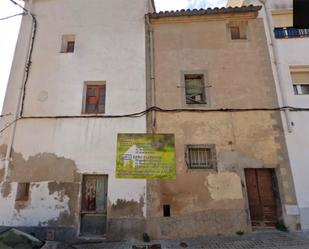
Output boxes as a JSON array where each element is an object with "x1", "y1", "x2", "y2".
[
  {"x1": 300, "y1": 208, "x2": 309, "y2": 230},
  {"x1": 107, "y1": 218, "x2": 146, "y2": 242},
  {"x1": 0, "y1": 218, "x2": 147, "y2": 242},
  {"x1": 148, "y1": 209, "x2": 251, "y2": 240},
  {"x1": 0, "y1": 226, "x2": 77, "y2": 242}
]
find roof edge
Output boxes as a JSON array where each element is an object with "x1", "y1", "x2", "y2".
[{"x1": 147, "y1": 5, "x2": 262, "y2": 19}]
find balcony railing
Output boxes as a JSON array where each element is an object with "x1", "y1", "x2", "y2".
[{"x1": 274, "y1": 27, "x2": 309, "y2": 39}]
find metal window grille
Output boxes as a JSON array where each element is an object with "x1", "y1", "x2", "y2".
[
  {"x1": 274, "y1": 27, "x2": 309, "y2": 39},
  {"x1": 186, "y1": 145, "x2": 216, "y2": 169}
]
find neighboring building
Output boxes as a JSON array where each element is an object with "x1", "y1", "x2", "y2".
[
  {"x1": 228, "y1": 0, "x2": 309, "y2": 231},
  {"x1": 146, "y1": 6, "x2": 300, "y2": 239},
  {"x1": 0, "y1": 0, "x2": 154, "y2": 241}
]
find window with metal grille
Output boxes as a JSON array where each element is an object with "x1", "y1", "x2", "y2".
[
  {"x1": 184, "y1": 74, "x2": 206, "y2": 104},
  {"x1": 274, "y1": 27, "x2": 309, "y2": 39},
  {"x1": 85, "y1": 84, "x2": 106, "y2": 114},
  {"x1": 15, "y1": 183, "x2": 30, "y2": 201},
  {"x1": 186, "y1": 145, "x2": 216, "y2": 169}
]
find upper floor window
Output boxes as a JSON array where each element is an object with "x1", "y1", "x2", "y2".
[
  {"x1": 290, "y1": 67, "x2": 309, "y2": 95},
  {"x1": 84, "y1": 82, "x2": 106, "y2": 114},
  {"x1": 184, "y1": 74, "x2": 206, "y2": 104},
  {"x1": 228, "y1": 21, "x2": 247, "y2": 40},
  {"x1": 61, "y1": 34, "x2": 75, "y2": 53}
]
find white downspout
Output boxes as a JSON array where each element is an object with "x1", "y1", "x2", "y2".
[
  {"x1": 258, "y1": 0, "x2": 293, "y2": 132},
  {"x1": 146, "y1": 15, "x2": 156, "y2": 133}
]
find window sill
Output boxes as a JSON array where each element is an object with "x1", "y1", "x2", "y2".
[
  {"x1": 186, "y1": 168, "x2": 217, "y2": 173},
  {"x1": 81, "y1": 113, "x2": 106, "y2": 116}
]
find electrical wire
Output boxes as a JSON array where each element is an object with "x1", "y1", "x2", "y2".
[
  {"x1": 8, "y1": 0, "x2": 28, "y2": 13},
  {"x1": 7, "y1": 0, "x2": 37, "y2": 117},
  {"x1": 0, "y1": 118, "x2": 19, "y2": 135},
  {"x1": 0, "y1": 106, "x2": 308, "y2": 135},
  {"x1": 0, "y1": 113, "x2": 12, "y2": 118},
  {"x1": 19, "y1": 13, "x2": 37, "y2": 117},
  {"x1": 0, "y1": 12, "x2": 25, "y2": 21}
]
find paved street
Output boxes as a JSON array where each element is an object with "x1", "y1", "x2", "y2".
[{"x1": 72, "y1": 230, "x2": 309, "y2": 249}]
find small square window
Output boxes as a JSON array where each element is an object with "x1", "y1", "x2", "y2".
[
  {"x1": 61, "y1": 35, "x2": 75, "y2": 53},
  {"x1": 228, "y1": 22, "x2": 247, "y2": 40},
  {"x1": 186, "y1": 145, "x2": 217, "y2": 169},
  {"x1": 230, "y1": 26, "x2": 241, "y2": 39},
  {"x1": 66, "y1": 41, "x2": 75, "y2": 53},
  {"x1": 84, "y1": 83, "x2": 106, "y2": 114},
  {"x1": 16, "y1": 183, "x2": 30, "y2": 201},
  {"x1": 184, "y1": 74, "x2": 206, "y2": 104}
]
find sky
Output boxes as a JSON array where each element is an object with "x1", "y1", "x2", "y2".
[{"x1": 0, "y1": 0, "x2": 227, "y2": 113}]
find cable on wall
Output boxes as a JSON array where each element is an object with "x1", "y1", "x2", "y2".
[
  {"x1": 0, "y1": 105, "x2": 308, "y2": 135},
  {"x1": 0, "y1": 12, "x2": 25, "y2": 21},
  {"x1": 8, "y1": 0, "x2": 37, "y2": 117}
]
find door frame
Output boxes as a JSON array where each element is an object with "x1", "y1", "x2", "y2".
[
  {"x1": 78, "y1": 174, "x2": 108, "y2": 238},
  {"x1": 243, "y1": 168, "x2": 282, "y2": 229}
]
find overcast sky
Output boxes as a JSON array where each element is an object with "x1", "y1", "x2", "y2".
[{"x1": 0, "y1": 0, "x2": 227, "y2": 113}]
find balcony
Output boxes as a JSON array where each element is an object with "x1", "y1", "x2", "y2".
[{"x1": 274, "y1": 27, "x2": 309, "y2": 39}]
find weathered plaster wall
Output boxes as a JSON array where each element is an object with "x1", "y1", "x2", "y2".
[
  {"x1": 0, "y1": 0, "x2": 150, "y2": 241},
  {"x1": 148, "y1": 12, "x2": 299, "y2": 239}
]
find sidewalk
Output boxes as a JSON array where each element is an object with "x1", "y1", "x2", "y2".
[{"x1": 71, "y1": 230, "x2": 309, "y2": 249}]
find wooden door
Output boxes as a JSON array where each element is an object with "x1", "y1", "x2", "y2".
[
  {"x1": 245, "y1": 169, "x2": 278, "y2": 227},
  {"x1": 80, "y1": 175, "x2": 108, "y2": 236}
]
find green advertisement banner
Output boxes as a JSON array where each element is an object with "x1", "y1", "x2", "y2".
[{"x1": 116, "y1": 134, "x2": 176, "y2": 179}]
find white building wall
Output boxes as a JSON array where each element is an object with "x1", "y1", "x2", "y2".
[
  {"x1": 0, "y1": 0, "x2": 151, "y2": 239},
  {"x1": 237, "y1": 0, "x2": 309, "y2": 230}
]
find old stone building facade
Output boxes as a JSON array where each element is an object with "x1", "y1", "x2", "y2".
[
  {"x1": 146, "y1": 6, "x2": 300, "y2": 239},
  {"x1": 0, "y1": 0, "x2": 154, "y2": 242},
  {"x1": 0, "y1": 0, "x2": 303, "y2": 243}
]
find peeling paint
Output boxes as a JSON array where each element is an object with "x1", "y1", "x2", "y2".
[
  {"x1": 0, "y1": 181, "x2": 12, "y2": 198},
  {"x1": 47, "y1": 182, "x2": 80, "y2": 226},
  {"x1": 206, "y1": 172, "x2": 243, "y2": 201},
  {"x1": 10, "y1": 151, "x2": 79, "y2": 183},
  {"x1": 0, "y1": 182, "x2": 71, "y2": 227}
]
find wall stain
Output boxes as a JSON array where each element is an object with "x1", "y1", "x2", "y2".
[
  {"x1": 47, "y1": 182, "x2": 80, "y2": 227},
  {"x1": 0, "y1": 144, "x2": 7, "y2": 182},
  {"x1": 0, "y1": 168, "x2": 4, "y2": 183},
  {"x1": 9, "y1": 151, "x2": 79, "y2": 183},
  {"x1": 0, "y1": 181, "x2": 12, "y2": 198},
  {"x1": 109, "y1": 197, "x2": 144, "y2": 218}
]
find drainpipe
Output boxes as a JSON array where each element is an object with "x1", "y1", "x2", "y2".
[
  {"x1": 3, "y1": 1, "x2": 34, "y2": 181},
  {"x1": 258, "y1": 0, "x2": 293, "y2": 132},
  {"x1": 145, "y1": 15, "x2": 156, "y2": 133}
]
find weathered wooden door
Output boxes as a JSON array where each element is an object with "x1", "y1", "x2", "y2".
[
  {"x1": 80, "y1": 175, "x2": 108, "y2": 236},
  {"x1": 245, "y1": 169, "x2": 278, "y2": 227}
]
